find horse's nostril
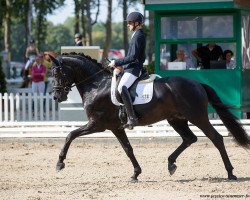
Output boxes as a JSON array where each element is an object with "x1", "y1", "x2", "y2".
[{"x1": 53, "y1": 96, "x2": 57, "y2": 101}]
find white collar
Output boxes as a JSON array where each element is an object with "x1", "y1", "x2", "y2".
[{"x1": 131, "y1": 30, "x2": 137, "y2": 39}]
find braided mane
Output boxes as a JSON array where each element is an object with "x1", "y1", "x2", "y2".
[
  {"x1": 62, "y1": 52, "x2": 103, "y2": 69},
  {"x1": 61, "y1": 52, "x2": 111, "y2": 77}
]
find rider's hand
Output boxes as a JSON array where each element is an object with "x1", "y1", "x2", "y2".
[
  {"x1": 108, "y1": 60, "x2": 115, "y2": 68},
  {"x1": 113, "y1": 68, "x2": 121, "y2": 76},
  {"x1": 113, "y1": 66, "x2": 123, "y2": 76}
]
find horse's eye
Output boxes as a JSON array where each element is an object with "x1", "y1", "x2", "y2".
[{"x1": 64, "y1": 87, "x2": 70, "y2": 92}]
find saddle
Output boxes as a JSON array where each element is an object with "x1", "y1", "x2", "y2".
[
  {"x1": 116, "y1": 68, "x2": 149, "y2": 102},
  {"x1": 111, "y1": 68, "x2": 158, "y2": 106}
]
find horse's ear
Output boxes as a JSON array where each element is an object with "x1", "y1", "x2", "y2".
[
  {"x1": 58, "y1": 57, "x2": 63, "y2": 65},
  {"x1": 49, "y1": 54, "x2": 60, "y2": 66}
]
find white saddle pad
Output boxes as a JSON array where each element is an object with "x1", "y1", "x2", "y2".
[{"x1": 111, "y1": 74, "x2": 157, "y2": 106}]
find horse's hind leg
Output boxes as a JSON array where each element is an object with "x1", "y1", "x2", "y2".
[
  {"x1": 197, "y1": 120, "x2": 236, "y2": 180},
  {"x1": 167, "y1": 119, "x2": 197, "y2": 176},
  {"x1": 112, "y1": 129, "x2": 141, "y2": 182}
]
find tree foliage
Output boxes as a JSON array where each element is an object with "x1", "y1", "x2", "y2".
[
  {"x1": 33, "y1": 0, "x2": 65, "y2": 49},
  {"x1": 102, "y1": 0, "x2": 112, "y2": 61},
  {"x1": 74, "y1": 0, "x2": 100, "y2": 45},
  {"x1": 43, "y1": 23, "x2": 72, "y2": 54},
  {"x1": 1, "y1": 0, "x2": 143, "y2": 63},
  {"x1": 10, "y1": 19, "x2": 26, "y2": 61}
]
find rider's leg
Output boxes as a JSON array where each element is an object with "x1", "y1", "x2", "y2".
[
  {"x1": 25, "y1": 56, "x2": 36, "y2": 70},
  {"x1": 118, "y1": 72, "x2": 138, "y2": 129},
  {"x1": 25, "y1": 60, "x2": 31, "y2": 70}
]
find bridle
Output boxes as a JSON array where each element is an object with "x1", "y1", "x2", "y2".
[
  {"x1": 52, "y1": 61, "x2": 110, "y2": 93},
  {"x1": 52, "y1": 65, "x2": 72, "y2": 93}
]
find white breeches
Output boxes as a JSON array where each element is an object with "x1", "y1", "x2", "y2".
[
  {"x1": 32, "y1": 81, "x2": 45, "y2": 94},
  {"x1": 25, "y1": 55, "x2": 36, "y2": 70},
  {"x1": 117, "y1": 72, "x2": 137, "y2": 94}
]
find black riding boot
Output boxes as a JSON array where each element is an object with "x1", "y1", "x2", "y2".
[
  {"x1": 119, "y1": 106, "x2": 127, "y2": 125},
  {"x1": 120, "y1": 86, "x2": 138, "y2": 130}
]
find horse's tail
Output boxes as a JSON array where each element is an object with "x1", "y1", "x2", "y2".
[{"x1": 201, "y1": 84, "x2": 250, "y2": 148}]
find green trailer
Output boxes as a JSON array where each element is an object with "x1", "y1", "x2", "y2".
[{"x1": 144, "y1": 0, "x2": 250, "y2": 118}]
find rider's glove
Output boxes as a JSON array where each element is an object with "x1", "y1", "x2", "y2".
[
  {"x1": 108, "y1": 60, "x2": 116, "y2": 68},
  {"x1": 113, "y1": 66, "x2": 123, "y2": 76}
]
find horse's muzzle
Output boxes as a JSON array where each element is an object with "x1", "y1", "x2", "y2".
[
  {"x1": 53, "y1": 93, "x2": 68, "y2": 103},
  {"x1": 53, "y1": 96, "x2": 59, "y2": 102}
]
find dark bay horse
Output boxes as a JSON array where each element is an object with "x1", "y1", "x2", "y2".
[{"x1": 50, "y1": 53, "x2": 250, "y2": 181}]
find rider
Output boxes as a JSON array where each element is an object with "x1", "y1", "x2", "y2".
[
  {"x1": 24, "y1": 39, "x2": 39, "y2": 70},
  {"x1": 75, "y1": 33, "x2": 83, "y2": 46},
  {"x1": 108, "y1": 11, "x2": 146, "y2": 129},
  {"x1": 21, "y1": 39, "x2": 39, "y2": 88}
]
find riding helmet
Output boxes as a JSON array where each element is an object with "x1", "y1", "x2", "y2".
[
  {"x1": 29, "y1": 39, "x2": 35, "y2": 44},
  {"x1": 75, "y1": 33, "x2": 82, "y2": 39},
  {"x1": 126, "y1": 12, "x2": 144, "y2": 24}
]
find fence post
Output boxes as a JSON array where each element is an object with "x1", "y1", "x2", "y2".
[
  {"x1": 10, "y1": 93, "x2": 14, "y2": 121},
  {"x1": 4, "y1": 93, "x2": 8, "y2": 121},
  {"x1": 28, "y1": 93, "x2": 32, "y2": 121},
  {"x1": 34, "y1": 93, "x2": 38, "y2": 121},
  {"x1": 45, "y1": 93, "x2": 50, "y2": 120},
  {"x1": 21, "y1": 93, "x2": 26, "y2": 121},
  {"x1": 16, "y1": 93, "x2": 20, "y2": 121},
  {"x1": 39, "y1": 93, "x2": 44, "y2": 121}
]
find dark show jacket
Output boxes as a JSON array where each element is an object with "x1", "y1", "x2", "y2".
[
  {"x1": 75, "y1": 41, "x2": 83, "y2": 46},
  {"x1": 197, "y1": 44, "x2": 223, "y2": 69},
  {"x1": 115, "y1": 29, "x2": 146, "y2": 77}
]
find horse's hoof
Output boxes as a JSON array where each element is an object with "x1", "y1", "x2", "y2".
[
  {"x1": 228, "y1": 174, "x2": 237, "y2": 180},
  {"x1": 130, "y1": 177, "x2": 138, "y2": 183},
  {"x1": 123, "y1": 124, "x2": 134, "y2": 130},
  {"x1": 168, "y1": 163, "x2": 177, "y2": 176},
  {"x1": 56, "y1": 162, "x2": 65, "y2": 172}
]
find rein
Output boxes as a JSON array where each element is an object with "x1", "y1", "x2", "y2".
[
  {"x1": 70, "y1": 67, "x2": 109, "y2": 88},
  {"x1": 53, "y1": 63, "x2": 111, "y2": 93},
  {"x1": 52, "y1": 55, "x2": 113, "y2": 93}
]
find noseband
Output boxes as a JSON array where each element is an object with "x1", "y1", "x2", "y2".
[{"x1": 52, "y1": 65, "x2": 72, "y2": 93}]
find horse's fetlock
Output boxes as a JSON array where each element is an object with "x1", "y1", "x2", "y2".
[
  {"x1": 59, "y1": 154, "x2": 66, "y2": 161},
  {"x1": 168, "y1": 157, "x2": 176, "y2": 164},
  {"x1": 135, "y1": 167, "x2": 142, "y2": 174},
  {"x1": 190, "y1": 135, "x2": 198, "y2": 143}
]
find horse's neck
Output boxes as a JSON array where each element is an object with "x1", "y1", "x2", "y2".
[
  {"x1": 65, "y1": 56, "x2": 111, "y2": 103},
  {"x1": 76, "y1": 77, "x2": 111, "y2": 105}
]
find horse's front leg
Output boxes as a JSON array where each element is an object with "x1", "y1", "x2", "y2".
[
  {"x1": 56, "y1": 121, "x2": 104, "y2": 172},
  {"x1": 112, "y1": 129, "x2": 142, "y2": 182}
]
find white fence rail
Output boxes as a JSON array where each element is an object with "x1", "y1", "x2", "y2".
[
  {"x1": 1, "y1": 92, "x2": 250, "y2": 138},
  {"x1": 1, "y1": 120, "x2": 250, "y2": 138},
  {"x1": 0, "y1": 92, "x2": 58, "y2": 122}
]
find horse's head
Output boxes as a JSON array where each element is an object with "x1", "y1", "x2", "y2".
[{"x1": 49, "y1": 55, "x2": 74, "y2": 102}]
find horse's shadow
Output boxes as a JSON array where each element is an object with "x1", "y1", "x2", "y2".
[
  {"x1": 139, "y1": 177, "x2": 250, "y2": 184},
  {"x1": 176, "y1": 177, "x2": 250, "y2": 183}
]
